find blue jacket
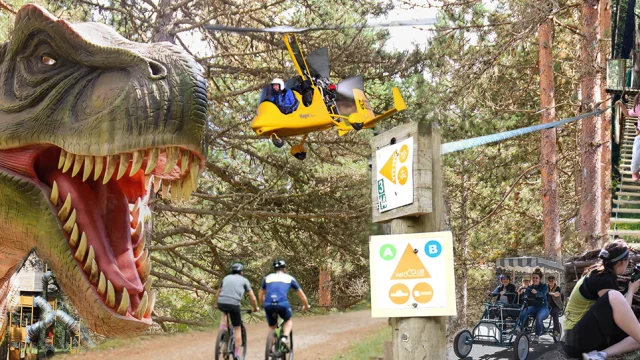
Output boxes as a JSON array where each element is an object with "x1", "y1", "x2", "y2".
[
  {"x1": 270, "y1": 89, "x2": 299, "y2": 114},
  {"x1": 523, "y1": 283, "x2": 548, "y2": 308}
]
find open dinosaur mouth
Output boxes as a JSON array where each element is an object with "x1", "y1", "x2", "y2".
[{"x1": 0, "y1": 145, "x2": 202, "y2": 321}]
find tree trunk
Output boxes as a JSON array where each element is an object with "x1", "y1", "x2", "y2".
[
  {"x1": 458, "y1": 182, "x2": 468, "y2": 328},
  {"x1": 538, "y1": 2, "x2": 562, "y2": 262},
  {"x1": 580, "y1": 0, "x2": 604, "y2": 250},
  {"x1": 600, "y1": 0, "x2": 612, "y2": 240},
  {"x1": 318, "y1": 263, "x2": 331, "y2": 307},
  {"x1": 152, "y1": 0, "x2": 177, "y2": 44}
]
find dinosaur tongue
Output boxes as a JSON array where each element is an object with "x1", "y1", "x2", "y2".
[{"x1": 46, "y1": 169, "x2": 143, "y2": 295}]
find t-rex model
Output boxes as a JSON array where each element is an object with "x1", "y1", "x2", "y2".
[{"x1": 0, "y1": 4, "x2": 206, "y2": 337}]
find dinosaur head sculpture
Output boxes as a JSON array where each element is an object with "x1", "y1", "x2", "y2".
[{"x1": 0, "y1": 4, "x2": 207, "y2": 336}]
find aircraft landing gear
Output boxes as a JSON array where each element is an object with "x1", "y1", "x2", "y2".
[
  {"x1": 290, "y1": 134, "x2": 308, "y2": 161},
  {"x1": 270, "y1": 133, "x2": 285, "y2": 148},
  {"x1": 352, "y1": 122, "x2": 364, "y2": 130}
]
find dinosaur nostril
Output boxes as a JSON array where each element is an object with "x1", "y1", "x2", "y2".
[{"x1": 148, "y1": 60, "x2": 166, "y2": 78}]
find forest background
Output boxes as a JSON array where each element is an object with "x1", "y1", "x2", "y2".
[{"x1": 0, "y1": 0, "x2": 620, "y2": 333}]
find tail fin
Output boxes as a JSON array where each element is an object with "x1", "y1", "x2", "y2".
[
  {"x1": 352, "y1": 89, "x2": 376, "y2": 120},
  {"x1": 361, "y1": 87, "x2": 407, "y2": 129}
]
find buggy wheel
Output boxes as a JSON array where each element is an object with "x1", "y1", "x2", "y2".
[
  {"x1": 453, "y1": 329, "x2": 473, "y2": 358},
  {"x1": 271, "y1": 135, "x2": 285, "y2": 148},
  {"x1": 215, "y1": 330, "x2": 229, "y2": 360},
  {"x1": 552, "y1": 322, "x2": 562, "y2": 343},
  {"x1": 514, "y1": 333, "x2": 530, "y2": 360},
  {"x1": 265, "y1": 330, "x2": 278, "y2": 360}
]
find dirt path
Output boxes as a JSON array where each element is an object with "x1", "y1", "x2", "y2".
[{"x1": 57, "y1": 310, "x2": 387, "y2": 360}]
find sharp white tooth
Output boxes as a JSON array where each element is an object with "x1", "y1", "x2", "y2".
[
  {"x1": 58, "y1": 194, "x2": 72, "y2": 220},
  {"x1": 69, "y1": 224, "x2": 79, "y2": 247},
  {"x1": 164, "y1": 147, "x2": 179, "y2": 174},
  {"x1": 144, "y1": 277, "x2": 153, "y2": 292},
  {"x1": 153, "y1": 176, "x2": 161, "y2": 193},
  {"x1": 134, "y1": 236, "x2": 145, "y2": 258},
  {"x1": 62, "y1": 151, "x2": 75, "y2": 173},
  {"x1": 58, "y1": 149, "x2": 67, "y2": 169},
  {"x1": 74, "y1": 231, "x2": 87, "y2": 261},
  {"x1": 83, "y1": 156, "x2": 94, "y2": 182},
  {"x1": 72, "y1": 154, "x2": 84, "y2": 177},
  {"x1": 180, "y1": 150, "x2": 190, "y2": 174},
  {"x1": 137, "y1": 250, "x2": 150, "y2": 283},
  {"x1": 171, "y1": 180, "x2": 181, "y2": 202},
  {"x1": 103, "y1": 155, "x2": 118, "y2": 184},
  {"x1": 97, "y1": 272, "x2": 106, "y2": 295},
  {"x1": 130, "y1": 151, "x2": 144, "y2": 176},
  {"x1": 89, "y1": 259, "x2": 99, "y2": 285},
  {"x1": 132, "y1": 198, "x2": 141, "y2": 220},
  {"x1": 94, "y1": 156, "x2": 104, "y2": 181},
  {"x1": 182, "y1": 178, "x2": 192, "y2": 200},
  {"x1": 50, "y1": 181, "x2": 59, "y2": 205},
  {"x1": 117, "y1": 153, "x2": 132, "y2": 180},
  {"x1": 83, "y1": 246, "x2": 95, "y2": 273},
  {"x1": 144, "y1": 175, "x2": 151, "y2": 189},
  {"x1": 161, "y1": 179, "x2": 170, "y2": 199},
  {"x1": 106, "y1": 280, "x2": 115, "y2": 308},
  {"x1": 134, "y1": 291, "x2": 149, "y2": 320},
  {"x1": 144, "y1": 291, "x2": 156, "y2": 318},
  {"x1": 62, "y1": 209, "x2": 76, "y2": 233},
  {"x1": 190, "y1": 156, "x2": 199, "y2": 189},
  {"x1": 145, "y1": 148, "x2": 159, "y2": 175},
  {"x1": 117, "y1": 288, "x2": 130, "y2": 315}
]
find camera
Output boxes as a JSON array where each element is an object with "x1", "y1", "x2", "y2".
[{"x1": 632, "y1": 264, "x2": 640, "y2": 282}]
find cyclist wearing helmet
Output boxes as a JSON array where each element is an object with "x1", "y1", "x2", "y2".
[
  {"x1": 259, "y1": 260, "x2": 310, "y2": 351},
  {"x1": 269, "y1": 78, "x2": 299, "y2": 114},
  {"x1": 215, "y1": 262, "x2": 259, "y2": 360}
]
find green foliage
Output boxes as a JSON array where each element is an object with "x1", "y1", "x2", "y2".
[{"x1": 332, "y1": 325, "x2": 390, "y2": 360}]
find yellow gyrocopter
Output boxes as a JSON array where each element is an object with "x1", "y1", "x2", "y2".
[{"x1": 251, "y1": 34, "x2": 407, "y2": 160}]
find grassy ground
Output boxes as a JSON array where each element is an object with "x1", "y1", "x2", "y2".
[{"x1": 331, "y1": 325, "x2": 390, "y2": 360}]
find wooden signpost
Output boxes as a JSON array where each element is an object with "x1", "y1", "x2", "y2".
[{"x1": 370, "y1": 122, "x2": 449, "y2": 360}]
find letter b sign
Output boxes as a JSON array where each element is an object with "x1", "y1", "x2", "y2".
[{"x1": 425, "y1": 240, "x2": 442, "y2": 258}]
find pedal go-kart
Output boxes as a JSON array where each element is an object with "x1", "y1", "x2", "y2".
[{"x1": 453, "y1": 257, "x2": 564, "y2": 360}]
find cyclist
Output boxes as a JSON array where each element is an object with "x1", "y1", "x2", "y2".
[
  {"x1": 259, "y1": 260, "x2": 310, "y2": 351},
  {"x1": 215, "y1": 262, "x2": 259, "y2": 360}
]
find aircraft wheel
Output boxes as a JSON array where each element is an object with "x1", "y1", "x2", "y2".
[
  {"x1": 293, "y1": 152, "x2": 307, "y2": 161},
  {"x1": 352, "y1": 122, "x2": 364, "y2": 131},
  {"x1": 271, "y1": 136, "x2": 285, "y2": 148}
]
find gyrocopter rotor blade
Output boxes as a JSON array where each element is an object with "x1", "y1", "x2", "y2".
[
  {"x1": 203, "y1": 18, "x2": 438, "y2": 34},
  {"x1": 305, "y1": 47, "x2": 330, "y2": 78},
  {"x1": 336, "y1": 76, "x2": 364, "y2": 99}
]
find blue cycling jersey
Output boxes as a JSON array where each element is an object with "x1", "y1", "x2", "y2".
[{"x1": 261, "y1": 272, "x2": 300, "y2": 305}]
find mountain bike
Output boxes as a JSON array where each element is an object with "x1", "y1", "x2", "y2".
[
  {"x1": 215, "y1": 309, "x2": 252, "y2": 360},
  {"x1": 265, "y1": 318, "x2": 293, "y2": 360}
]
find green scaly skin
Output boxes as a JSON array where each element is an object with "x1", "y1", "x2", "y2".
[{"x1": 0, "y1": 4, "x2": 207, "y2": 336}]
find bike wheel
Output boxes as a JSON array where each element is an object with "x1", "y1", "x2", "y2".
[
  {"x1": 287, "y1": 331, "x2": 294, "y2": 360},
  {"x1": 240, "y1": 325, "x2": 248, "y2": 359},
  {"x1": 265, "y1": 330, "x2": 278, "y2": 360},
  {"x1": 215, "y1": 330, "x2": 229, "y2": 360},
  {"x1": 453, "y1": 329, "x2": 473, "y2": 358}
]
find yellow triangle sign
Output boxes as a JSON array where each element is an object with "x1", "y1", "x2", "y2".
[
  {"x1": 391, "y1": 244, "x2": 431, "y2": 280},
  {"x1": 379, "y1": 150, "x2": 398, "y2": 184}
]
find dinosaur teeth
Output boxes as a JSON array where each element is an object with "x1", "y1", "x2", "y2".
[
  {"x1": 62, "y1": 151, "x2": 75, "y2": 173},
  {"x1": 62, "y1": 209, "x2": 76, "y2": 233},
  {"x1": 180, "y1": 150, "x2": 190, "y2": 174},
  {"x1": 164, "y1": 147, "x2": 180, "y2": 174},
  {"x1": 94, "y1": 156, "x2": 104, "y2": 181},
  {"x1": 58, "y1": 194, "x2": 72, "y2": 220},
  {"x1": 134, "y1": 236, "x2": 145, "y2": 257},
  {"x1": 134, "y1": 291, "x2": 149, "y2": 320},
  {"x1": 50, "y1": 181, "x2": 59, "y2": 205},
  {"x1": 171, "y1": 180, "x2": 181, "y2": 202},
  {"x1": 58, "y1": 149, "x2": 67, "y2": 169},
  {"x1": 130, "y1": 151, "x2": 144, "y2": 176},
  {"x1": 69, "y1": 224, "x2": 79, "y2": 247},
  {"x1": 97, "y1": 273, "x2": 106, "y2": 296},
  {"x1": 103, "y1": 155, "x2": 118, "y2": 184},
  {"x1": 117, "y1": 153, "x2": 131, "y2": 180},
  {"x1": 83, "y1": 246, "x2": 95, "y2": 273},
  {"x1": 89, "y1": 259, "x2": 99, "y2": 285},
  {"x1": 106, "y1": 280, "x2": 115, "y2": 308},
  {"x1": 144, "y1": 291, "x2": 156, "y2": 318},
  {"x1": 161, "y1": 179, "x2": 170, "y2": 199},
  {"x1": 153, "y1": 176, "x2": 161, "y2": 193},
  {"x1": 144, "y1": 277, "x2": 153, "y2": 292},
  {"x1": 145, "y1": 148, "x2": 159, "y2": 175},
  {"x1": 137, "y1": 250, "x2": 150, "y2": 284},
  {"x1": 72, "y1": 154, "x2": 84, "y2": 177},
  {"x1": 118, "y1": 289, "x2": 130, "y2": 315},
  {"x1": 74, "y1": 231, "x2": 87, "y2": 261},
  {"x1": 83, "y1": 155, "x2": 94, "y2": 182},
  {"x1": 189, "y1": 156, "x2": 199, "y2": 189},
  {"x1": 131, "y1": 198, "x2": 140, "y2": 222}
]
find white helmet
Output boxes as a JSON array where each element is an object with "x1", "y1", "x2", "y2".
[{"x1": 271, "y1": 78, "x2": 285, "y2": 89}]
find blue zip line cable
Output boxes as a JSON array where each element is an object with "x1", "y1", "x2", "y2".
[{"x1": 440, "y1": 107, "x2": 611, "y2": 155}]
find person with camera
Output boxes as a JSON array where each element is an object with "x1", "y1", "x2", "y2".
[{"x1": 564, "y1": 240, "x2": 640, "y2": 360}]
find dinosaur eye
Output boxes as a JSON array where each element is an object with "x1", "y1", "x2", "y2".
[{"x1": 41, "y1": 55, "x2": 57, "y2": 66}]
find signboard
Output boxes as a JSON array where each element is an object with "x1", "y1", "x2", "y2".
[
  {"x1": 369, "y1": 231, "x2": 456, "y2": 318},
  {"x1": 375, "y1": 137, "x2": 414, "y2": 212}
]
